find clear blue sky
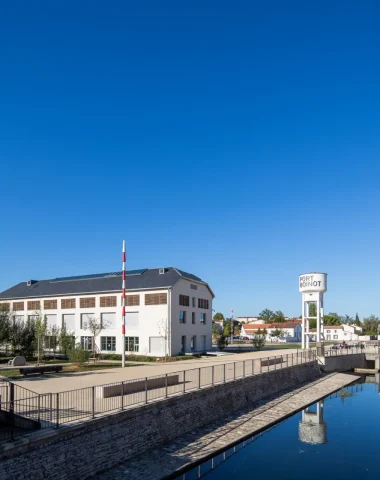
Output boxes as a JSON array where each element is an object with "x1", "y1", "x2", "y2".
[{"x1": 1, "y1": 1, "x2": 380, "y2": 319}]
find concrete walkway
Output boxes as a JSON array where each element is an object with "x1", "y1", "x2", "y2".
[
  {"x1": 9, "y1": 349, "x2": 298, "y2": 394},
  {"x1": 98, "y1": 372, "x2": 358, "y2": 480}
]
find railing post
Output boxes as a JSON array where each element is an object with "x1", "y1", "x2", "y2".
[
  {"x1": 50, "y1": 393, "x2": 52, "y2": 423},
  {"x1": 198, "y1": 368, "x2": 201, "y2": 389},
  {"x1": 92, "y1": 386, "x2": 95, "y2": 418},
  {"x1": 223, "y1": 363, "x2": 226, "y2": 383},
  {"x1": 9, "y1": 382, "x2": 14, "y2": 441},
  {"x1": 243, "y1": 361, "x2": 245, "y2": 378},
  {"x1": 252, "y1": 358, "x2": 254, "y2": 375},
  {"x1": 212, "y1": 366, "x2": 215, "y2": 386},
  {"x1": 56, "y1": 393, "x2": 59, "y2": 428},
  {"x1": 37, "y1": 394, "x2": 41, "y2": 423},
  {"x1": 274, "y1": 356, "x2": 277, "y2": 370},
  {"x1": 183, "y1": 371, "x2": 186, "y2": 393},
  {"x1": 286, "y1": 354, "x2": 288, "y2": 368},
  {"x1": 268, "y1": 357, "x2": 270, "y2": 372},
  {"x1": 165, "y1": 374, "x2": 168, "y2": 398},
  {"x1": 145, "y1": 377, "x2": 148, "y2": 404},
  {"x1": 121, "y1": 382, "x2": 124, "y2": 409},
  {"x1": 233, "y1": 362, "x2": 236, "y2": 380}
]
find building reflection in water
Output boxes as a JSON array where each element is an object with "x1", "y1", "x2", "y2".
[{"x1": 298, "y1": 401, "x2": 327, "y2": 445}]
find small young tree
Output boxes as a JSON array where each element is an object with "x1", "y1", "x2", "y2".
[
  {"x1": 83, "y1": 316, "x2": 110, "y2": 359},
  {"x1": 20, "y1": 319, "x2": 37, "y2": 358},
  {"x1": 213, "y1": 312, "x2": 225, "y2": 321},
  {"x1": 59, "y1": 326, "x2": 75, "y2": 355},
  {"x1": 252, "y1": 328, "x2": 267, "y2": 350},
  {"x1": 46, "y1": 325, "x2": 60, "y2": 359},
  {"x1": 35, "y1": 312, "x2": 47, "y2": 365},
  {"x1": 68, "y1": 344, "x2": 90, "y2": 366},
  {"x1": 0, "y1": 304, "x2": 12, "y2": 350},
  {"x1": 216, "y1": 332, "x2": 229, "y2": 351},
  {"x1": 9, "y1": 318, "x2": 24, "y2": 355}
]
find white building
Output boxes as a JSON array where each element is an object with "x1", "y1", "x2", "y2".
[
  {"x1": 241, "y1": 322, "x2": 302, "y2": 342},
  {"x1": 236, "y1": 317, "x2": 262, "y2": 324},
  {"x1": 310, "y1": 324, "x2": 360, "y2": 342},
  {"x1": 0, "y1": 268, "x2": 214, "y2": 356}
]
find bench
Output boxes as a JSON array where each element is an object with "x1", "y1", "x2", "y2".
[
  {"x1": 19, "y1": 365, "x2": 63, "y2": 376},
  {"x1": 95, "y1": 374, "x2": 180, "y2": 399}
]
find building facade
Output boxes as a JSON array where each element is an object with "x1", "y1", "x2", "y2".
[
  {"x1": 0, "y1": 268, "x2": 214, "y2": 356},
  {"x1": 241, "y1": 322, "x2": 302, "y2": 342},
  {"x1": 310, "y1": 324, "x2": 361, "y2": 342}
]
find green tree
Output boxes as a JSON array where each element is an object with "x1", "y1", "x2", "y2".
[
  {"x1": 258, "y1": 309, "x2": 274, "y2": 322},
  {"x1": 342, "y1": 314, "x2": 353, "y2": 324},
  {"x1": 252, "y1": 328, "x2": 267, "y2": 350},
  {"x1": 363, "y1": 315, "x2": 380, "y2": 336},
  {"x1": 213, "y1": 312, "x2": 225, "y2": 321},
  {"x1": 35, "y1": 312, "x2": 47, "y2": 365},
  {"x1": 20, "y1": 319, "x2": 36, "y2": 358},
  {"x1": 46, "y1": 325, "x2": 60, "y2": 359},
  {"x1": 0, "y1": 304, "x2": 11, "y2": 347},
  {"x1": 354, "y1": 313, "x2": 361, "y2": 326},
  {"x1": 59, "y1": 326, "x2": 75, "y2": 355},
  {"x1": 324, "y1": 313, "x2": 341, "y2": 326},
  {"x1": 9, "y1": 318, "x2": 24, "y2": 355},
  {"x1": 272, "y1": 311, "x2": 285, "y2": 323},
  {"x1": 309, "y1": 318, "x2": 317, "y2": 329},
  {"x1": 83, "y1": 315, "x2": 110, "y2": 358},
  {"x1": 215, "y1": 332, "x2": 229, "y2": 351},
  {"x1": 308, "y1": 303, "x2": 317, "y2": 317}
]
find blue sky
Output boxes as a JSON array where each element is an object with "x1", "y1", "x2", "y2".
[{"x1": 1, "y1": 1, "x2": 380, "y2": 319}]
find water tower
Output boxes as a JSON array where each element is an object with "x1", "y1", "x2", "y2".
[
  {"x1": 299, "y1": 272, "x2": 327, "y2": 350},
  {"x1": 298, "y1": 401, "x2": 327, "y2": 445}
]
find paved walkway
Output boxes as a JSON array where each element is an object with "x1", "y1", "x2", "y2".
[
  {"x1": 98, "y1": 372, "x2": 358, "y2": 480},
  {"x1": 8, "y1": 349, "x2": 299, "y2": 394}
]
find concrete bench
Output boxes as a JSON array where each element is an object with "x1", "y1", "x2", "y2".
[
  {"x1": 261, "y1": 356, "x2": 284, "y2": 368},
  {"x1": 7, "y1": 356, "x2": 27, "y2": 367},
  {"x1": 20, "y1": 365, "x2": 63, "y2": 376},
  {"x1": 95, "y1": 374, "x2": 180, "y2": 399}
]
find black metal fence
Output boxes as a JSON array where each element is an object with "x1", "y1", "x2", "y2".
[{"x1": 0, "y1": 350, "x2": 316, "y2": 443}]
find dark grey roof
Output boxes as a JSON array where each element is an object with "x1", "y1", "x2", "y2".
[{"x1": 0, "y1": 268, "x2": 214, "y2": 299}]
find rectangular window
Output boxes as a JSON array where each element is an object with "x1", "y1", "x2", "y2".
[
  {"x1": 62, "y1": 314, "x2": 75, "y2": 330},
  {"x1": 80, "y1": 313, "x2": 94, "y2": 329},
  {"x1": 13, "y1": 301, "x2": 24, "y2": 311},
  {"x1": 192, "y1": 297, "x2": 196, "y2": 308},
  {"x1": 46, "y1": 314, "x2": 58, "y2": 328},
  {"x1": 198, "y1": 298, "x2": 209, "y2": 309},
  {"x1": 191, "y1": 335, "x2": 196, "y2": 351},
  {"x1": 0, "y1": 303, "x2": 10, "y2": 312},
  {"x1": 145, "y1": 293, "x2": 167, "y2": 305},
  {"x1": 126, "y1": 336, "x2": 139, "y2": 352},
  {"x1": 190, "y1": 284, "x2": 198, "y2": 290},
  {"x1": 200, "y1": 313, "x2": 206, "y2": 324},
  {"x1": 61, "y1": 298, "x2": 76, "y2": 309},
  {"x1": 81, "y1": 336, "x2": 94, "y2": 351},
  {"x1": 100, "y1": 296, "x2": 117, "y2": 308},
  {"x1": 333, "y1": 335, "x2": 338, "y2": 340},
  {"x1": 28, "y1": 315, "x2": 39, "y2": 323},
  {"x1": 181, "y1": 335, "x2": 186, "y2": 353},
  {"x1": 80, "y1": 297, "x2": 96, "y2": 308},
  {"x1": 101, "y1": 336, "x2": 116, "y2": 351},
  {"x1": 326, "y1": 330, "x2": 331, "y2": 333},
  {"x1": 101, "y1": 312, "x2": 116, "y2": 329},
  {"x1": 179, "y1": 311, "x2": 186, "y2": 324},
  {"x1": 125, "y1": 295, "x2": 140, "y2": 306},
  {"x1": 126, "y1": 312, "x2": 139, "y2": 330},
  {"x1": 179, "y1": 295, "x2": 190, "y2": 306},
  {"x1": 192, "y1": 312, "x2": 195, "y2": 324},
  {"x1": 27, "y1": 300, "x2": 41, "y2": 310},
  {"x1": 326, "y1": 335, "x2": 331, "y2": 340},
  {"x1": 44, "y1": 336, "x2": 58, "y2": 349},
  {"x1": 14, "y1": 315, "x2": 24, "y2": 323},
  {"x1": 44, "y1": 299, "x2": 57, "y2": 310}
]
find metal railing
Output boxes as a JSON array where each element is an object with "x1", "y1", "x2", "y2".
[
  {"x1": 324, "y1": 345, "x2": 380, "y2": 357},
  {"x1": 0, "y1": 350, "x2": 316, "y2": 443}
]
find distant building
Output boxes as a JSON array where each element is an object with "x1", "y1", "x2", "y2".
[
  {"x1": 0, "y1": 268, "x2": 214, "y2": 356},
  {"x1": 236, "y1": 316, "x2": 261, "y2": 324},
  {"x1": 309, "y1": 324, "x2": 361, "y2": 342},
  {"x1": 241, "y1": 322, "x2": 302, "y2": 342}
]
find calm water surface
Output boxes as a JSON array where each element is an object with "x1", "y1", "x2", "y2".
[{"x1": 178, "y1": 377, "x2": 380, "y2": 480}]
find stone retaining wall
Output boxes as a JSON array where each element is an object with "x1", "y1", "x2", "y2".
[{"x1": 0, "y1": 361, "x2": 321, "y2": 480}]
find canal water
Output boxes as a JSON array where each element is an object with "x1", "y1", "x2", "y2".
[{"x1": 177, "y1": 376, "x2": 380, "y2": 480}]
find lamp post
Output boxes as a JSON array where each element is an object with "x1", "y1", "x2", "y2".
[{"x1": 121, "y1": 241, "x2": 126, "y2": 368}]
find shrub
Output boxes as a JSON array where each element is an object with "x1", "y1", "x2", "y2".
[{"x1": 68, "y1": 345, "x2": 90, "y2": 366}]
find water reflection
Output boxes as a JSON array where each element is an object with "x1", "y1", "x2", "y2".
[{"x1": 298, "y1": 401, "x2": 327, "y2": 445}]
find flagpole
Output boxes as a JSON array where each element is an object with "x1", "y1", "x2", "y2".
[{"x1": 121, "y1": 240, "x2": 126, "y2": 368}]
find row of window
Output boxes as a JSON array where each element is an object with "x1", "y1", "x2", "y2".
[
  {"x1": 5, "y1": 293, "x2": 168, "y2": 312},
  {"x1": 79, "y1": 336, "x2": 139, "y2": 352},
  {"x1": 14, "y1": 312, "x2": 124, "y2": 331},
  {"x1": 179, "y1": 295, "x2": 209, "y2": 309},
  {"x1": 179, "y1": 311, "x2": 206, "y2": 325}
]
